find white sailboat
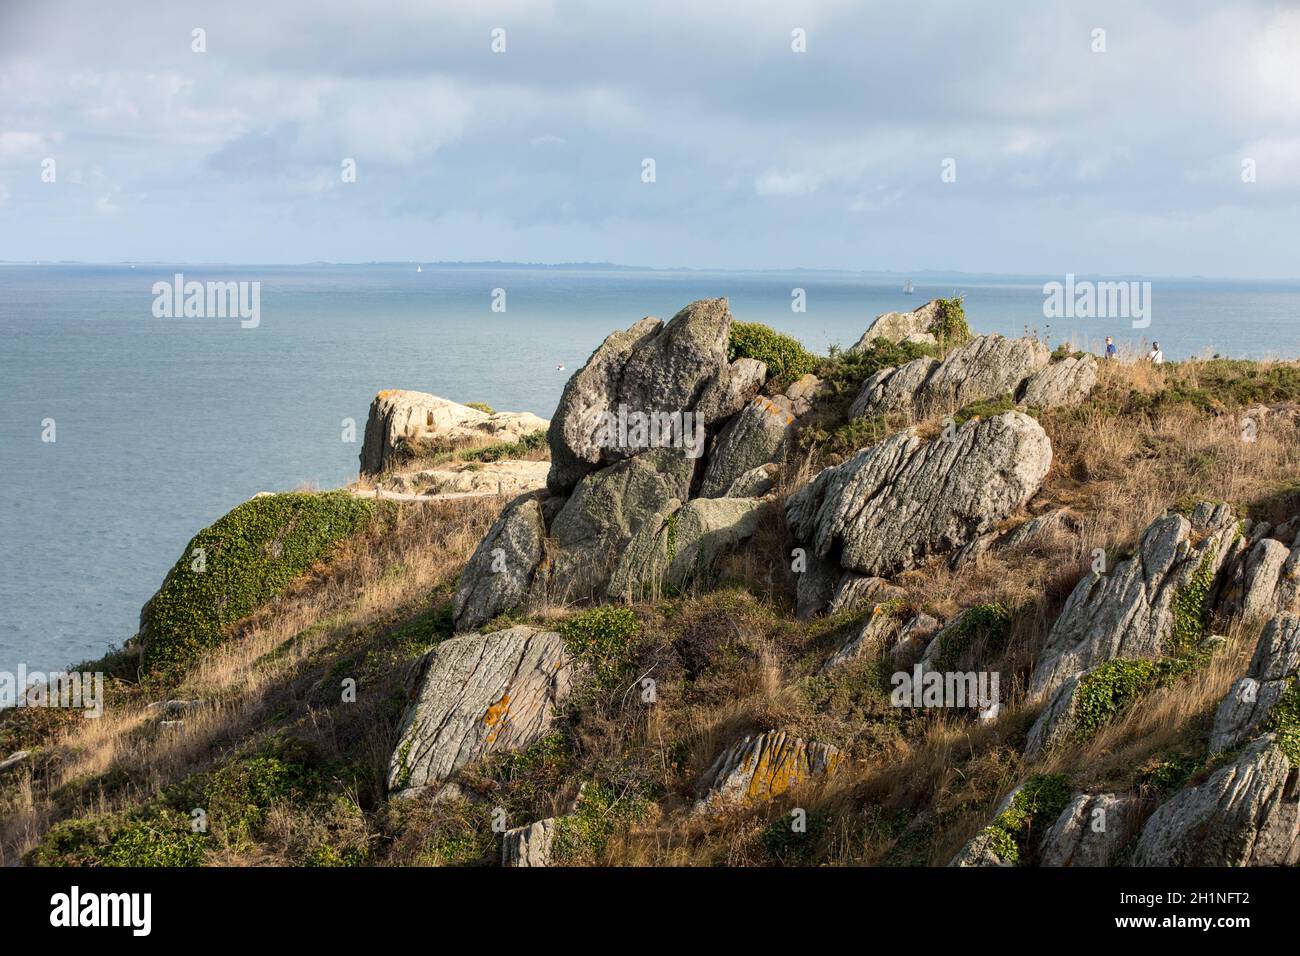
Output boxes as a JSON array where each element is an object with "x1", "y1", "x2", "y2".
[
  {"x1": 903, "y1": 279, "x2": 914, "y2": 294},
  {"x1": 416, "y1": 265, "x2": 422, "y2": 273}
]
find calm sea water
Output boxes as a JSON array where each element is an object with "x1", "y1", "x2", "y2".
[{"x1": 3, "y1": 264, "x2": 1299, "y2": 673}]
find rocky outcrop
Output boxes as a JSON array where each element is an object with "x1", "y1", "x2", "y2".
[
  {"x1": 1237, "y1": 537, "x2": 1298, "y2": 622},
  {"x1": 502, "y1": 818, "x2": 558, "y2": 867},
  {"x1": 546, "y1": 299, "x2": 732, "y2": 494},
  {"x1": 1029, "y1": 503, "x2": 1245, "y2": 700},
  {"x1": 1038, "y1": 792, "x2": 1139, "y2": 867},
  {"x1": 1131, "y1": 734, "x2": 1300, "y2": 866},
  {"x1": 1210, "y1": 614, "x2": 1300, "y2": 752},
  {"x1": 952, "y1": 508, "x2": 1075, "y2": 569},
  {"x1": 849, "y1": 299, "x2": 945, "y2": 349},
  {"x1": 723, "y1": 463, "x2": 778, "y2": 498},
  {"x1": 1023, "y1": 674, "x2": 1082, "y2": 761},
  {"x1": 1020, "y1": 354, "x2": 1099, "y2": 409},
  {"x1": 608, "y1": 496, "x2": 765, "y2": 599},
  {"x1": 378, "y1": 459, "x2": 549, "y2": 498},
  {"x1": 694, "y1": 731, "x2": 843, "y2": 812},
  {"x1": 533, "y1": 449, "x2": 695, "y2": 604},
  {"x1": 698, "y1": 395, "x2": 795, "y2": 498},
  {"x1": 827, "y1": 575, "x2": 904, "y2": 617},
  {"x1": 822, "y1": 606, "x2": 901, "y2": 672},
  {"x1": 360, "y1": 390, "x2": 547, "y2": 475},
  {"x1": 849, "y1": 335, "x2": 1053, "y2": 422},
  {"x1": 695, "y1": 358, "x2": 767, "y2": 425},
  {"x1": 786, "y1": 412, "x2": 1051, "y2": 581},
  {"x1": 452, "y1": 494, "x2": 546, "y2": 633},
  {"x1": 387, "y1": 626, "x2": 571, "y2": 798}
]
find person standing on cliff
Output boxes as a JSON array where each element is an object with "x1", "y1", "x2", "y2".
[
  {"x1": 1147, "y1": 341, "x2": 1164, "y2": 365},
  {"x1": 1105, "y1": 336, "x2": 1117, "y2": 360}
]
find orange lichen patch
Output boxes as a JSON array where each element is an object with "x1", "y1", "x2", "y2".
[
  {"x1": 742, "y1": 735, "x2": 843, "y2": 800},
  {"x1": 756, "y1": 396, "x2": 795, "y2": 425},
  {"x1": 483, "y1": 692, "x2": 512, "y2": 744}
]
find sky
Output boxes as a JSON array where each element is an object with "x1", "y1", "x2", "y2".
[{"x1": 2, "y1": 0, "x2": 1299, "y2": 277}]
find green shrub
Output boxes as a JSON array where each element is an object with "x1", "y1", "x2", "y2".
[
  {"x1": 552, "y1": 780, "x2": 654, "y2": 864},
  {"x1": 465, "y1": 402, "x2": 495, "y2": 415},
  {"x1": 1265, "y1": 676, "x2": 1300, "y2": 765},
  {"x1": 559, "y1": 606, "x2": 642, "y2": 694},
  {"x1": 928, "y1": 297, "x2": 970, "y2": 346},
  {"x1": 979, "y1": 773, "x2": 1071, "y2": 865},
  {"x1": 728, "y1": 321, "x2": 817, "y2": 387},
  {"x1": 816, "y1": 338, "x2": 938, "y2": 395},
  {"x1": 140, "y1": 491, "x2": 375, "y2": 674},
  {"x1": 954, "y1": 393, "x2": 1018, "y2": 425},
  {"x1": 33, "y1": 807, "x2": 206, "y2": 867},
  {"x1": 927, "y1": 603, "x2": 1013, "y2": 672},
  {"x1": 1072, "y1": 659, "x2": 1160, "y2": 739},
  {"x1": 1169, "y1": 546, "x2": 1217, "y2": 656}
]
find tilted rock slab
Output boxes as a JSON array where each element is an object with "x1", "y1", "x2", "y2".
[
  {"x1": 608, "y1": 496, "x2": 765, "y2": 600},
  {"x1": 502, "y1": 817, "x2": 558, "y2": 867},
  {"x1": 785, "y1": 412, "x2": 1052, "y2": 579},
  {"x1": 1020, "y1": 354, "x2": 1099, "y2": 409},
  {"x1": 1029, "y1": 502, "x2": 1245, "y2": 700},
  {"x1": 698, "y1": 395, "x2": 796, "y2": 498},
  {"x1": 1023, "y1": 673, "x2": 1083, "y2": 761},
  {"x1": 546, "y1": 299, "x2": 731, "y2": 494},
  {"x1": 532, "y1": 448, "x2": 695, "y2": 604},
  {"x1": 849, "y1": 335, "x2": 1051, "y2": 422},
  {"x1": 387, "y1": 626, "x2": 571, "y2": 797},
  {"x1": 381, "y1": 459, "x2": 549, "y2": 498},
  {"x1": 1210, "y1": 614, "x2": 1300, "y2": 752},
  {"x1": 360, "y1": 390, "x2": 548, "y2": 475},
  {"x1": 452, "y1": 494, "x2": 546, "y2": 633},
  {"x1": 1131, "y1": 734, "x2": 1300, "y2": 866},
  {"x1": 694, "y1": 731, "x2": 843, "y2": 812},
  {"x1": 1038, "y1": 792, "x2": 1139, "y2": 867},
  {"x1": 694, "y1": 357, "x2": 768, "y2": 425}
]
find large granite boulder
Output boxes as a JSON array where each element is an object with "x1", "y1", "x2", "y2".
[
  {"x1": 694, "y1": 731, "x2": 843, "y2": 813},
  {"x1": 387, "y1": 626, "x2": 571, "y2": 798},
  {"x1": 1131, "y1": 734, "x2": 1300, "y2": 866},
  {"x1": 608, "y1": 496, "x2": 765, "y2": 599},
  {"x1": 698, "y1": 395, "x2": 796, "y2": 498},
  {"x1": 360, "y1": 390, "x2": 547, "y2": 475},
  {"x1": 849, "y1": 299, "x2": 945, "y2": 349},
  {"x1": 547, "y1": 299, "x2": 731, "y2": 494},
  {"x1": 848, "y1": 357, "x2": 940, "y2": 419},
  {"x1": 1210, "y1": 614, "x2": 1300, "y2": 752},
  {"x1": 502, "y1": 818, "x2": 558, "y2": 867},
  {"x1": 785, "y1": 412, "x2": 1052, "y2": 579},
  {"x1": 532, "y1": 449, "x2": 695, "y2": 604},
  {"x1": 694, "y1": 357, "x2": 768, "y2": 425},
  {"x1": 452, "y1": 493, "x2": 547, "y2": 633},
  {"x1": 1029, "y1": 503, "x2": 1245, "y2": 700}
]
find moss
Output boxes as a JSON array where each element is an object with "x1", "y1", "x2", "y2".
[
  {"x1": 927, "y1": 603, "x2": 1013, "y2": 672},
  {"x1": 979, "y1": 772, "x2": 1071, "y2": 865},
  {"x1": 559, "y1": 606, "x2": 642, "y2": 695},
  {"x1": 728, "y1": 321, "x2": 817, "y2": 388},
  {"x1": 465, "y1": 402, "x2": 495, "y2": 414},
  {"x1": 1138, "y1": 751, "x2": 1204, "y2": 796},
  {"x1": 1264, "y1": 676, "x2": 1300, "y2": 765},
  {"x1": 140, "y1": 491, "x2": 376, "y2": 674},
  {"x1": 953, "y1": 393, "x2": 1018, "y2": 425}
]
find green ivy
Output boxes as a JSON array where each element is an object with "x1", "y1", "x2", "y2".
[
  {"x1": 1072, "y1": 659, "x2": 1161, "y2": 739},
  {"x1": 559, "y1": 606, "x2": 642, "y2": 694},
  {"x1": 139, "y1": 491, "x2": 375, "y2": 674},
  {"x1": 927, "y1": 603, "x2": 1013, "y2": 672},
  {"x1": 978, "y1": 773, "x2": 1071, "y2": 866},
  {"x1": 728, "y1": 321, "x2": 817, "y2": 388}
]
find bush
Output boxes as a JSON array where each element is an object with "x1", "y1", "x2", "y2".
[
  {"x1": 817, "y1": 338, "x2": 938, "y2": 395},
  {"x1": 139, "y1": 491, "x2": 375, "y2": 673},
  {"x1": 979, "y1": 773, "x2": 1071, "y2": 865},
  {"x1": 559, "y1": 606, "x2": 642, "y2": 694},
  {"x1": 728, "y1": 321, "x2": 817, "y2": 388},
  {"x1": 1072, "y1": 659, "x2": 1161, "y2": 740},
  {"x1": 927, "y1": 603, "x2": 1013, "y2": 672},
  {"x1": 33, "y1": 807, "x2": 207, "y2": 867},
  {"x1": 928, "y1": 297, "x2": 970, "y2": 345}
]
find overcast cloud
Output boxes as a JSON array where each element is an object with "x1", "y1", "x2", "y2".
[{"x1": 2, "y1": 0, "x2": 1298, "y2": 276}]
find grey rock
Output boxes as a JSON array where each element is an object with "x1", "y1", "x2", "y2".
[
  {"x1": 534, "y1": 449, "x2": 695, "y2": 604},
  {"x1": 1019, "y1": 354, "x2": 1099, "y2": 408},
  {"x1": 145, "y1": 699, "x2": 204, "y2": 717},
  {"x1": 827, "y1": 574, "x2": 905, "y2": 616},
  {"x1": 547, "y1": 299, "x2": 731, "y2": 493},
  {"x1": 795, "y1": 550, "x2": 839, "y2": 620},
  {"x1": 1039, "y1": 792, "x2": 1139, "y2": 867},
  {"x1": 1029, "y1": 503, "x2": 1245, "y2": 700},
  {"x1": 783, "y1": 373, "x2": 827, "y2": 417},
  {"x1": 848, "y1": 357, "x2": 940, "y2": 420},
  {"x1": 502, "y1": 818, "x2": 558, "y2": 867},
  {"x1": 786, "y1": 412, "x2": 1052, "y2": 579},
  {"x1": 698, "y1": 395, "x2": 796, "y2": 499},
  {"x1": 0, "y1": 750, "x2": 32, "y2": 774},
  {"x1": 1210, "y1": 614, "x2": 1300, "y2": 752},
  {"x1": 822, "y1": 608, "x2": 900, "y2": 672},
  {"x1": 451, "y1": 493, "x2": 546, "y2": 633},
  {"x1": 694, "y1": 730, "x2": 843, "y2": 813},
  {"x1": 387, "y1": 626, "x2": 572, "y2": 795},
  {"x1": 1023, "y1": 674, "x2": 1082, "y2": 761},
  {"x1": 1240, "y1": 538, "x2": 1292, "y2": 622},
  {"x1": 895, "y1": 613, "x2": 940, "y2": 661},
  {"x1": 723, "y1": 463, "x2": 779, "y2": 498},
  {"x1": 949, "y1": 829, "x2": 1013, "y2": 867},
  {"x1": 1131, "y1": 734, "x2": 1300, "y2": 866},
  {"x1": 608, "y1": 497, "x2": 765, "y2": 599},
  {"x1": 695, "y1": 358, "x2": 768, "y2": 426},
  {"x1": 849, "y1": 299, "x2": 944, "y2": 349}
]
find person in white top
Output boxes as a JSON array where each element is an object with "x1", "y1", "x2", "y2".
[{"x1": 1147, "y1": 342, "x2": 1164, "y2": 365}]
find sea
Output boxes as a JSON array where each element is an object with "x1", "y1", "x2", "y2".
[{"x1": 3, "y1": 263, "x2": 1299, "y2": 673}]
